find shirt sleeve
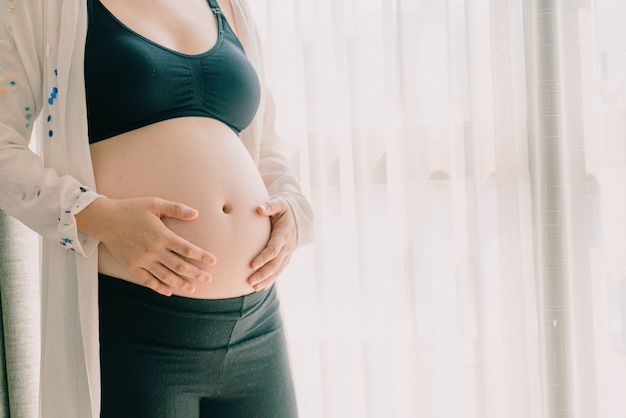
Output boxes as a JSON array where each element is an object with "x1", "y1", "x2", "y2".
[
  {"x1": 232, "y1": 0, "x2": 314, "y2": 247},
  {"x1": 0, "y1": 1, "x2": 102, "y2": 256},
  {"x1": 256, "y1": 88, "x2": 315, "y2": 247}
]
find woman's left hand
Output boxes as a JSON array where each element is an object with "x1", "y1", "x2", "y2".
[{"x1": 248, "y1": 197, "x2": 297, "y2": 291}]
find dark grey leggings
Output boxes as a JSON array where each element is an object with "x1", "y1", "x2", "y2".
[{"x1": 98, "y1": 273, "x2": 298, "y2": 418}]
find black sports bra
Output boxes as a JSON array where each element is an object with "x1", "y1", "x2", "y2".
[{"x1": 84, "y1": 0, "x2": 261, "y2": 143}]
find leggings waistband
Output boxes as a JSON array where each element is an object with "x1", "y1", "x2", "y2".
[{"x1": 98, "y1": 273, "x2": 272, "y2": 314}]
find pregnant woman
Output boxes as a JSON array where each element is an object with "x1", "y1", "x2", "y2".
[{"x1": 0, "y1": 0, "x2": 313, "y2": 417}]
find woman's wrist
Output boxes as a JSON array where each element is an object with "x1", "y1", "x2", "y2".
[{"x1": 75, "y1": 196, "x2": 111, "y2": 240}]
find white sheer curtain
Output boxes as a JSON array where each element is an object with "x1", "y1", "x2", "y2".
[{"x1": 250, "y1": 0, "x2": 626, "y2": 417}]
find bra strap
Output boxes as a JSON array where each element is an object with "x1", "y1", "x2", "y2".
[{"x1": 207, "y1": 0, "x2": 222, "y2": 14}]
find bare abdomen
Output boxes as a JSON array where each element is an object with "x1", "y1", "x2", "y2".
[{"x1": 90, "y1": 117, "x2": 271, "y2": 299}]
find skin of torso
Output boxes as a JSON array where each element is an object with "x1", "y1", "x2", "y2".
[{"x1": 90, "y1": 0, "x2": 270, "y2": 299}]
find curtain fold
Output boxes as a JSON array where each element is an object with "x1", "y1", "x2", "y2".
[
  {"x1": 525, "y1": 0, "x2": 576, "y2": 415},
  {"x1": 0, "y1": 212, "x2": 40, "y2": 418},
  {"x1": 525, "y1": 0, "x2": 601, "y2": 416}
]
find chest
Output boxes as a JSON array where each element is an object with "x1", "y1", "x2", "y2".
[
  {"x1": 94, "y1": 0, "x2": 221, "y2": 55},
  {"x1": 83, "y1": 0, "x2": 261, "y2": 140}
]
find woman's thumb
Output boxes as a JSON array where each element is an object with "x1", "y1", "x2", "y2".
[{"x1": 257, "y1": 198, "x2": 286, "y2": 216}]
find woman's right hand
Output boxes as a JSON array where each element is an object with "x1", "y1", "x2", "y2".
[{"x1": 75, "y1": 196, "x2": 216, "y2": 296}]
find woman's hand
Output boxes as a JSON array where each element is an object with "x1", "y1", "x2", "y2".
[
  {"x1": 248, "y1": 198, "x2": 297, "y2": 291},
  {"x1": 76, "y1": 197, "x2": 216, "y2": 296}
]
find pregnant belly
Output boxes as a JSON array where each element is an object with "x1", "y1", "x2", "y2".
[{"x1": 89, "y1": 117, "x2": 271, "y2": 299}]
